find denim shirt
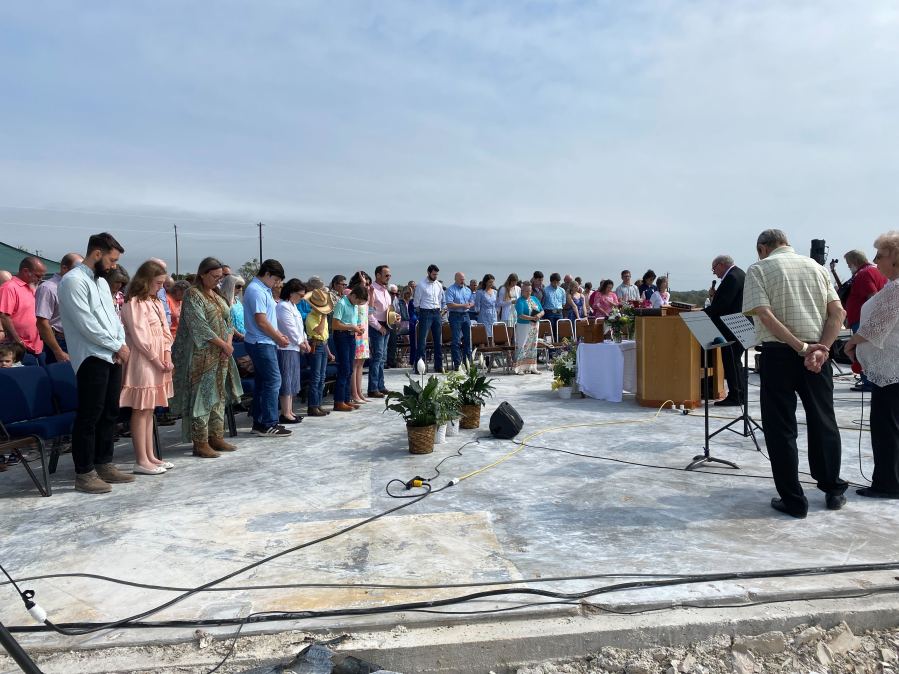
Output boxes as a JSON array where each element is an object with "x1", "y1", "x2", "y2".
[
  {"x1": 57, "y1": 263, "x2": 126, "y2": 373},
  {"x1": 542, "y1": 285, "x2": 566, "y2": 311},
  {"x1": 445, "y1": 283, "x2": 473, "y2": 313}
]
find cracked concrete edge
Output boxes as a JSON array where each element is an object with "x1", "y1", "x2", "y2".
[{"x1": 4, "y1": 593, "x2": 899, "y2": 674}]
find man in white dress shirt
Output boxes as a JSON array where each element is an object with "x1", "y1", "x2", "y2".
[{"x1": 413, "y1": 264, "x2": 446, "y2": 372}]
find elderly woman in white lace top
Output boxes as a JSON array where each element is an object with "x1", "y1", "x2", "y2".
[{"x1": 845, "y1": 231, "x2": 899, "y2": 498}]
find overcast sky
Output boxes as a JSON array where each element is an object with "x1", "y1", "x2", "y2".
[{"x1": 1, "y1": 1, "x2": 897, "y2": 289}]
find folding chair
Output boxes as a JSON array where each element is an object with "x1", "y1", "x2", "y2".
[
  {"x1": 0, "y1": 367, "x2": 75, "y2": 496},
  {"x1": 483, "y1": 323, "x2": 515, "y2": 372},
  {"x1": 441, "y1": 321, "x2": 453, "y2": 370},
  {"x1": 556, "y1": 318, "x2": 574, "y2": 344},
  {"x1": 537, "y1": 319, "x2": 553, "y2": 368},
  {"x1": 574, "y1": 319, "x2": 590, "y2": 341}
]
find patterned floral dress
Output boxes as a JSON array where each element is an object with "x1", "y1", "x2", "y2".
[
  {"x1": 170, "y1": 287, "x2": 243, "y2": 442},
  {"x1": 354, "y1": 302, "x2": 370, "y2": 359}
]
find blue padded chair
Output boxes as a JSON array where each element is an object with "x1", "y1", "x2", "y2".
[
  {"x1": 226, "y1": 341, "x2": 254, "y2": 437},
  {"x1": 0, "y1": 367, "x2": 75, "y2": 496}
]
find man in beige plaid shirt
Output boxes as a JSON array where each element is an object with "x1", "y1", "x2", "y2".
[{"x1": 743, "y1": 229, "x2": 848, "y2": 519}]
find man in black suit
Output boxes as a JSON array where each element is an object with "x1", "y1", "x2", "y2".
[{"x1": 705, "y1": 255, "x2": 746, "y2": 406}]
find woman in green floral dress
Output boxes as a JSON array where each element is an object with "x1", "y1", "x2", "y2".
[{"x1": 170, "y1": 257, "x2": 243, "y2": 457}]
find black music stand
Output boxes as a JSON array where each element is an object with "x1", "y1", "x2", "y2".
[
  {"x1": 680, "y1": 313, "x2": 740, "y2": 471},
  {"x1": 708, "y1": 314, "x2": 763, "y2": 452}
]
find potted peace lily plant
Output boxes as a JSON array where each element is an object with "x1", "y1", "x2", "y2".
[
  {"x1": 452, "y1": 364, "x2": 496, "y2": 429},
  {"x1": 435, "y1": 375, "x2": 463, "y2": 442},
  {"x1": 384, "y1": 375, "x2": 440, "y2": 454}
]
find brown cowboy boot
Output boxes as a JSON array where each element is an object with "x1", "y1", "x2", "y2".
[
  {"x1": 192, "y1": 440, "x2": 221, "y2": 458},
  {"x1": 209, "y1": 436, "x2": 237, "y2": 452}
]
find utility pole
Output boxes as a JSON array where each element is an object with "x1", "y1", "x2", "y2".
[
  {"x1": 257, "y1": 222, "x2": 264, "y2": 262},
  {"x1": 173, "y1": 224, "x2": 180, "y2": 276}
]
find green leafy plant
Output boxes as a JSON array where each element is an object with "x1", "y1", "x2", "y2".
[
  {"x1": 452, "y1": 364, "x2": 496, "y2": 407},
  {"x1": 551, "y1": 346, "x2": 577, "y2": 387},
  {"x1": 384, "y1": 375, "x2": 440, "y2": 427},
  {"x1": 435, "y1": 377, "x2": 463, "y2": 424}
]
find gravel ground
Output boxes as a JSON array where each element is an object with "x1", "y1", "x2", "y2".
[{"x1": 512, "y1": 623, "x2": 899, "y2": 674}]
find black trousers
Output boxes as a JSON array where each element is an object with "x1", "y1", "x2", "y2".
[
  {"x1": 72, "y1": 357, "x2": 122, "y2": 474},
  {"x1": 721, "y1": 342, "x2": 746, "y2": 402},
  {"x1": 759, "y1": 344, "x2": 847, "y2": 513},
  {"x1": 870, "y1": 382, "x2": 899, "y2": 495}
]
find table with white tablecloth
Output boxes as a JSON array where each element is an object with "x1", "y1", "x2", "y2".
[{"x1": 576, "y1": 341, "x2": 637, "y2": 402}]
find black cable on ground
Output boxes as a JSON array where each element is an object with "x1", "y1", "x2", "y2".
[
  {"x1": 6, "y1": 561, "x2": 898, "y2": 633},
  {"x1": 0, "y1": 571, "x2": 693, "y2": 595},
  {"x1": 3, "y1": 486, "x2": 436, "y2": 637}
]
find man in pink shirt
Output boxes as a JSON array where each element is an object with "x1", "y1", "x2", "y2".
[
  {"x1": 367, "y1": 264, "x2": 393, "y2": 397},
  {"x1": 0, "y1": 256, "x2": 46, "y2": 362}
]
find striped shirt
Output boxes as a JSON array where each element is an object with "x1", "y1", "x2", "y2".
[{"x1": 742, "y1": 246, "x2": 839, "y2": 344}]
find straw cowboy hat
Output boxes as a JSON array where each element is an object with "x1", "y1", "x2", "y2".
[
  {"x1": 386, "y1": 306, "x2": 401, "y2": 327},
  {"x1": 308, "y1": 288, "x2": 334, "y2": 315}
]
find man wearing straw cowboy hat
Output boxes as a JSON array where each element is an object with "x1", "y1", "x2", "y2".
[{"x1": 304, "y1": 288, "x2": 334, "y2": 417}]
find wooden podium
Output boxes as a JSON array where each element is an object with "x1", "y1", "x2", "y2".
[{"x1": 635, "y1": 310, "x2": 725, "y2": 408}]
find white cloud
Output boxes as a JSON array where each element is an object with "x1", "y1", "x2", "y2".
[{"x1": 0, "y1": 1, "x2": 896, "y2": 286}]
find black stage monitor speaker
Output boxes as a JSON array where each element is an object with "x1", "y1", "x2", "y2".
[
  {"x1": 490, "y1": 402, "x2": 523, "y2": 439},
  {"x1": 810, "y1": 239, "x2": 827, "y2": 265}
]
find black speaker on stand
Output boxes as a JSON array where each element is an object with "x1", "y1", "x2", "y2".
[
  {"x1": 810, "y1": 239, "x2": 828, "y2": 265},
  {"x1": 490, "y1": 402, "x2": 523, "y2": 439}
]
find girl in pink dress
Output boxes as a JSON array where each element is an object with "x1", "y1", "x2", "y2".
[
  {"x1": 120, "y1": 260, "x2": 175, "y2": 475},
  {"x1": 349, "y1": 271, "x2": 371, "y2": 404}
]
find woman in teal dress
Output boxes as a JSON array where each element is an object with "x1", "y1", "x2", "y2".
[
  {"x1": 170, "y1": 257, "x2": 243, "y2": 458},
  {"x1": 514, "y1": 281, "x2": 544, "y2": 374}
]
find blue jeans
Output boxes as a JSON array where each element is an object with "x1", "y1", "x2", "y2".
[
  {"x1": 308, "y1": 341, "x2": 328, "y2": 408},
  {"x1": 448, "y1": 312, "x2": 472, "y2": 370},
  {"x1": 368, "y1": 325, "x2": 389, "y2": 393},
  {"x1": 245, "y1": 342, "x2": 280, "y2": 429},
  {"x1": 415, "y1": 309, "x2": 443, "y2": 371},
  {"x1": 333, "y1": 331, "x2": 355, "y2": 404}
]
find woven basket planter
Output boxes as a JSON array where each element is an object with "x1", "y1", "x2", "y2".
[
  {"x1": 406, "y1": 424, "x2": 436, "y2": 454},
  {"x1": 459, "y1": 404, "x2": 482, "y2": 429}
]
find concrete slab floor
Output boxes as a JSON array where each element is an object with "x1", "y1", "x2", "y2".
[{"x1": 2, "y1": 366, "x2": 898, "y2": 666}]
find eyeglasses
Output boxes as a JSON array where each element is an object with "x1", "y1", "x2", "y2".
[{"x1": 235, "y1": 285, "x2": 244, "y2": 289}]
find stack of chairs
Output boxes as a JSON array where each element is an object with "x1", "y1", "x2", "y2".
[{"x1": 0, "y1": 363, "x2": 78, "y2": 496}]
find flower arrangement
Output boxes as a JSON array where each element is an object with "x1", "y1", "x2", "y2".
[
  {"x1": 551, "y1": 339, "x2": 577, "y2": 388},
  {"x1": 606, "y1": 307, "x2": 634, "y2": 342}
]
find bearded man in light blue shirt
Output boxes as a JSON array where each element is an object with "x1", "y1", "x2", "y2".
[{"x1": 58, "y1": 232, "x2": 136, "y2": 494}]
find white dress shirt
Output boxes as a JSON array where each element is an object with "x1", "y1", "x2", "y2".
[{"x1": 413, "y1": 278, "x2": 445, "y2": 310}]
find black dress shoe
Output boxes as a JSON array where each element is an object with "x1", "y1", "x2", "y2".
[
  {"x1": 279, "y1": 415, "x2": 303, "y2": 425},
  {"x1": 771, "y1": 498, "x2": 807, "y2": 518},
  {"x1": 826, "y1": 493, "x2": 847, "y2": 510},
  {"x1": 856, "y1": 487, "x2": 899, "y2": 499},
  {"x1": 713, "y1": 397, "x2": 742, "y2": 407}
]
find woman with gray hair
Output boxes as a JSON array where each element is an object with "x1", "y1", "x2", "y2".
[
  {"x1": 220, "y1": 274, "x2": 246, "y2": 340},
  {"x1": 845, "y1": 231, "x2": 899, "y2": 498}
]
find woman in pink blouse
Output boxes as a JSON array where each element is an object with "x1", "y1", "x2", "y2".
[{"x1": 589, "y1": 279, "x2": 620, "y2": 318}]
